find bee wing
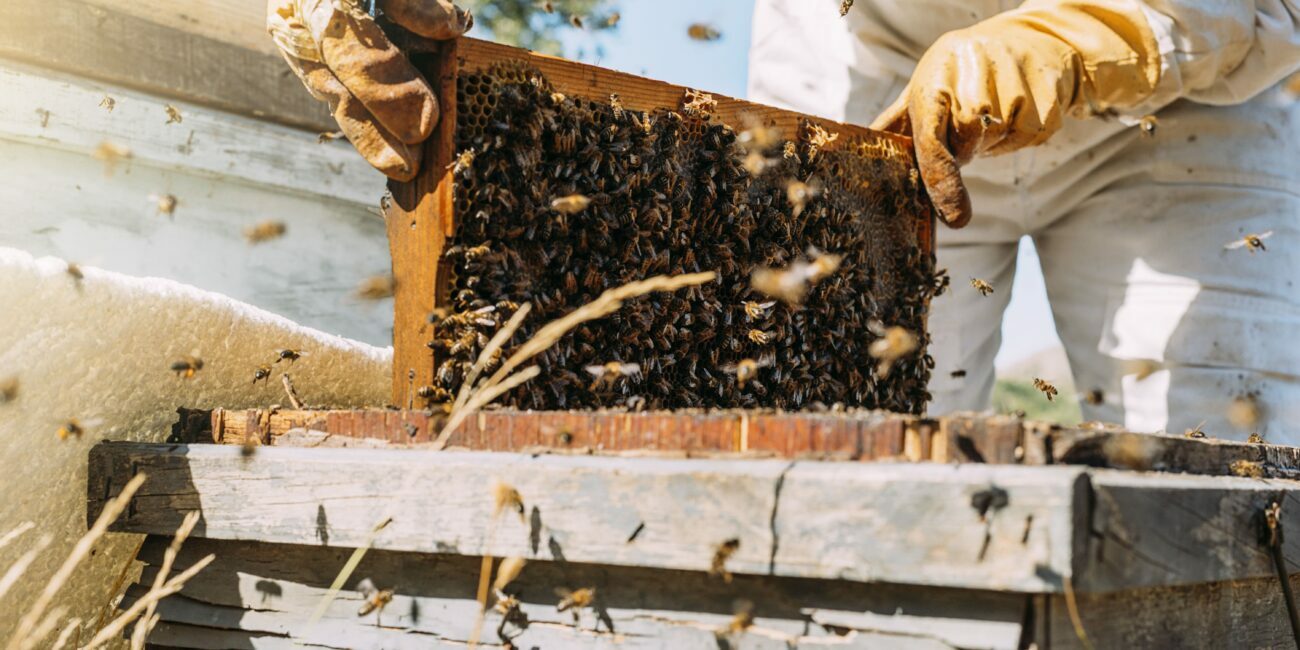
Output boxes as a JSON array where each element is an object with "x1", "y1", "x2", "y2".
[
  {"x1": 1224, "y1": 239, "x2": 1248, "y2": 250},
  {"x1": 623, "y1": 363, "x2": 642, "y2": 376},
  {"x1": 584, "y1": 365, "x2": 606, "y2": 377},
  {"x1": 357, "y1": 578, "x2": 377, "y2": 596},
  {"x1": 1259, "y1": 231, "x2": 1275, "y2": 240},
  {"x1": 866, "y1": 319, "x2": 886, "y2": 336}
]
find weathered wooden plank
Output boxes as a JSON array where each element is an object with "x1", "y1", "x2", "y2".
[
  {"x1": 1077, "y1": 469, "x2": 1300, "y2": 593},
  {"x1": 0, "y1": 0, "x2": 334, "y2": 133},
  {"x1": 126, "y1": 536, "x2": 1023, "y2": 649},
  {"x1": 1052, "y1": 427, "x2": 1300, "y2": 479},
  {"x1": 89, "y1": 442, "x2": 1086, "y2": 592}
]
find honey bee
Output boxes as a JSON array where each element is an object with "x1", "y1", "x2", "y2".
[
  {"x1": 804, "y1": 123, "x2": 839, "y2": 160},
  {"x1": 449, "y1": 149, "x2": 476, "y2": 174},
  {"x1": 164, "y1": 104, "x2": 183, "y2": 124},
  {"x1": 724, "y1": 357, "x2": 774, "y2": 386},
  {"x1": 1248, "y1": 432, "x2": 1266, "y2": 444},
  {"x1": 1184, "y1": 421, "x2": 1208, "y2": 438},
  {"x1": 1230, "y1": 459, "x2": 1265, "y2": 479},
  {"x1": 0, "y1": 376, "x2": 17, "y2": 404},
  {"x1": 355, "y1": 578, "x2": 393, "y2": 617},
  {"x1": 275, "y1": 349, "x2": 303, "y2": 364},
  {"x1": 609, "y1": 93, "x2": 624, "y2": 119},
  {"x1": 417, "y1": 385, "x2": 451, "y2": 402},
  {"x1": 317, "y1": 130, "x2": 345, "y2": 143},
  {"x1": 839, "y1": 0, "x2": 855, "y2": 16},
  {"x1": 585, "y1": 361, "x2": 642, "y2": 389},
  {"x1": 782, "y1": 141, "x2": 799, "y2": 162},
  {"x1": 1081, "y1": 388, "x2": 1105, "y2": 406},
  {"x1": 709, "y1": 538, "x2": 740, "y2": 583},
  {"x1": 66, "y1": 262, "x2": 83, "y2": 281},
  {"x1": 448, "y1": 332, "x2": 478, "y2": 357},
  {"x1": 149, "y1": 193, "x2": 177, "y2": 218},
  {"x1": 687, "y1": 23, "x2": 721, "y2": 41},
  {"x1": 738, "y1": 114, "x2": 780, "y2": 152},
  {"x1": 1224, "y1": 231, "x2": 1273, "y2": 254},
  {"x1": 751, "y1": 250, "x2": 842, "y2": 305},
  {"x1": 556, "y1": 586, "x2": 595, "y2": 612},
  {"x1": 92, "y1": 140, "x2": 132, "y2": 175},
  {"x1": 252, "y1": 365, "x2": 272, "y2": 384},
  {"x1": 569, "y1": 14, "x2": 584, "y2": 28},
  {"x1": 493, "y1": 481, "x2": 525, "y2": 519},
  {"x1": 785, "y1": 179, "x2": 820, "y2": 218},
  {"x1": 806, "y1": 247, "x2": 842, "y2": 282},
  {"x1": 742, "y1": 300, "x2": 776, "y2": 320},
  {"x1": 551, "y1": 91, "x2": 567, "y2": 104},
  {"x1": 605, "y1": 12, "x2": 621, "y2": 27},
  {"x1": 57, "y1": 418, "x2": 90, "y2": 440},
  {"x1": 171, "y1": 354, "x2": 204, "y2": 379},
  {"x1": 746, "y1": 329, "x2": 771, "y2": 345},
  {"x1": 950, "y1": 369, "x2": 967, "y2": 378},
  {"x1": 1138, "y1": 115, "x2": 1158, "y2": 137},
  {"x1": 720, "y1": 599, "x2": 755, "y2": 636},
  {"x1": 536, "y1": 1, "x2": 553, "y2": 13},
  {"x1": 1227, "y1": 395, "x2": 1261, "y2": 429},
  {"x1": 244, "y1": 220, "x2": 287, "y2": 244},
  {"x1": 742, "y1": 150, "x2": 774, "y2": 176},
  {"x1": 355, "y1": 274, "x2": 396, "y2": 300},
  {"x1": 682, "y1": 89, "x2": 717, "y2": 117},
  {"x1": 550, "y1": 194, "x2": 591, "y2": 214},
  {"x1": 1032, "y1": 377, "x2": 1058, "y2": 401},
  {"x1": 462, "y1": 244, "x2": 494, "y2": 261},
  {"x1": 867, "y1": 320, "x2": 918, "y2": 377},
  {"x1": 99, "y1": 95, "x2": 115, "y2": 112}
]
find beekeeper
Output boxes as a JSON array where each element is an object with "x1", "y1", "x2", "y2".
[{"x1": 269, "y1": 0, "x2": 1300, "y2": 440}]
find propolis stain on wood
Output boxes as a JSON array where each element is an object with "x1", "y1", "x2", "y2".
[{"x1": 430, "y1": 61, "x2": 943, "y2": 412}]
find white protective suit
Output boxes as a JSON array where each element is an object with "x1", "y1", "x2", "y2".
[{"x1": 750, "y1": 0, "x2": 1300, "y2": 441}]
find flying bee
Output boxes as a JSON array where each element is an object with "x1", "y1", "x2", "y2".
[
  {"x1": 724, "y1": 357, "x2": 774, "y2": 386},
  {"x1": 785, "y1": 179, "x2": 820, "y2": 218},
  {"x1": 57, "y1": 418, "x2": 97, "y2": 440},
  {"x1": 0, "y1": 376, "x2": 17, "y2": 404},
  {"x1": 741, "y1": 150, "x2": 775, "y2": 176},
  {"x1": 317, "y1": 130, "x2": 345, "y2": 143},
  {"x1": 970, "y1": 278, "x2": 994, "y2": 296},
  {"x1": 99, "y1": 95, "x2": 115, "y2": 112},
  {"x1": 275, "y1": 349, "x2": 303, "y2": 364},
  {"x1": 1227, "y1": 395, "x2": 1260, "y2": 429},
  {"x1": 252, "y1": 365, "x2": 271, "y2": 384},
  {"x1": 609, "y1": 93, "x2": 624, "y2": 119},
  {"x1": 950, "y1": 369, "x2": 967, "y2": 378},
  {"x1": 170, "y1": 354, "x2": 204, "y2": 379},
  {"x1": 585, "y1": 361, "x2": 642, "y2": 389},
  {"x1": 782, "y1": 141, "x2": 799, "y2": 162},
  {"x1": 149, "y1": 193, "x2": 177, "y2": 218},
  {"x1": 164, "y1": 104, "x2": 183, "y2": 124},
  {"x1": 536, "y1": 0, "x2": 553, "y2": 13},
  {"x1": 555, "y1": 587, "x2": 595, "y2": 615},
  {"x1": 569, "y1": 14, "x2": 584, "y2": 28},
  {"x1": 550, "y1": 194, "x2": 591, "y2": 214},
  {"x1": 1032, "y1": 377, "x2": 1058, "y2": 401},
  {"x1": 493, "y1": 480, "x2": 525, "y2": 519},
  {"x1": 356, "y1": 578, "x2": 393, "y2": 617},
  {"x1": 1081, "y1": 388, "x2": 1105, "y2": 406},
  {"x1": 747, "y1": 329, "x2": 771, "y2": 345},
  {"x1": 742, "y1": 300, "x2": 776, "y2": 320},
  {"x1": 1224, "y1": 231, "x2": 1273, "y2": 254},
  {"x1": 66, "y1": 262, "x2": 83, "y2": 281},
  {"x1": 805, "y1": 247, "x2": 842, "y2": 282},
  {"x1": 354, "y1": 274, "x2": 396, "y2": 300},
  {"x1": 605, "y1": 12, "x2": 620, "y2": 27},
  {"x1": 448, "y1": 149, "x2": 476, "y2": 174},
  {"x1": 1248, "y1": 432, "x2": 1266, "y2": 444},
  {"x1": 867, "y1": 320, "x2": 918, "y2": 377},
  {"x1": 839, "y1": 0, "x2": 855, "y2": 16},
  {"x1": 687, "y1": 23, "x2": 721, "y2": 41},
  {"x1": 92, "y1": 140, "x2": 132, "y2": 175},
  {"x1": 738, "y1": 113, "x2": 781, "y2": 152},
  {"x1": 1138, "y1": 115, "x2": 1158, "y2": 137},
  {"x1": 244, "y1": 220, "x2": 287, "y2": 244},
  {"x1": 709, "y1": 538, "x2": 740, "y2": 583},
  {"x1": 720, "y1": 599, "x2": 755, "y2": 636}
]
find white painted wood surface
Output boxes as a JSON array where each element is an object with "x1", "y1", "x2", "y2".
[{"x1": 0, "y1": 61, "x2": 394, "y2": 344}]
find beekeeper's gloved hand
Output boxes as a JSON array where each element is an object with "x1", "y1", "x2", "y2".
[
  {"x1": 268, "y1": 0, "x2": 472, "y2": 181},
  {"x1": 871, "y1": 0, "x2": 1160, "y2": 228}
]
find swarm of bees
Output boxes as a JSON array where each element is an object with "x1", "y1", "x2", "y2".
[
  {"x1": 1224, "y1": 231, "x2": 1273, "y2": 254},
  {"x1": 440, "y1": 63, "x2": 938, "y2": 411},
  {"x1": 244, "y1": 220, "x2": 287, "y2": 244},
  {"x1": 1032, "y1": 377, "x2": 1058, "y2": 401}
]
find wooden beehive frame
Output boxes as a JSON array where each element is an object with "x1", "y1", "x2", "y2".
[{"x1": 385, "y1": 36, "x2": 934, "y2": 405}]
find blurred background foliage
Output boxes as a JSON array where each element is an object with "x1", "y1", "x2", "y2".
[{"x1": 460, "y1": 0, "x2": 621, "y2": 54}]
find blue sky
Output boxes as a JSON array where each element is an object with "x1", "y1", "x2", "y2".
[{"x1": 498, "y1": 1, "x2": 1063, "y2": 368}]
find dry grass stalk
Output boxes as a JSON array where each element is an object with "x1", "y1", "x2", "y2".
[
  {"x1": 305, "y1": 516, "x2": 393, "y2": 628},
  {"x1": 130, "y1": 511, "x2": 201, "y2": 648},
  {"x1": 5, "y1": 472, "x2": 146, "y2": 650},
  {"x1": 49, "y1": 617, "x2": 80, "y2": 650},
  {"x1": 83, "y1": 553, "x2": 215, "y2": 649},
  {"x1": 431, "y1": 367, "x2": 540, "y2": 450},
  {"x1": 453, "y1": 303, "x2": 533, "y2": 413},
  {"x1": 0, "y1": 535, "x2": 52, "y2": 601},
  {"x1": 1062, "y1": 576, "x2": 1094, "y2": 650},
  {"x1": 20, "y1": 605, "x2": 68, "y2": 650},
  {"x1": 0, "y1": 522, "x2": 34, "y2": 552}
]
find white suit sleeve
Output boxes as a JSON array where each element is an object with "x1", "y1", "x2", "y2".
[{"x1": 1138, "y1": 0, "x2": 1300, "y2": 105}]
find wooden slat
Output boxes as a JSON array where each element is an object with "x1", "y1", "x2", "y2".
[
  {"x1": 89, "y1": 442, "x2": 1087, "y2": 593},
  {"x1": 0, "y1": 0, "x2": 334, "y2": 133},
  {"x1": 126, "y1": 535, "x2": 1026, "y2": 649}
]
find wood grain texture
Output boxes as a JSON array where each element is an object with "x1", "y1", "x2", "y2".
[
  {"x1": 0, "y1": 0, "x2": 333, "y2": 133},
  {"x1": 89, "y1": 442, "x2": 1086, "y2": 592},
  {"x1": 123, "y1": 535, "x2": 1026, "y2": 649}
]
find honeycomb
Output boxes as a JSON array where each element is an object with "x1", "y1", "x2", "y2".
[{"x1": 432, "y1": 62, "x2": 943, "y2": 412}]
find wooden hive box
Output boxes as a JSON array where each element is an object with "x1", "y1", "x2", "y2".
[{"x1": 383, "y1": 34, "x2": 938, "y2": 414}]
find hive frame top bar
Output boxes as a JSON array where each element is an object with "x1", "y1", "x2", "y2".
[{"x1": 383, "y1": 33, "x2": 936, "y2": 405}]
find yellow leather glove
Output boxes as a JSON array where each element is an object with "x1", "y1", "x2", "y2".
[
  {"x1": 871, "y1": 0, "x2": 1161, "y2": 228},
  {"x1": 268, "y1": 0, "x2": 472, "y2": 181}
]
